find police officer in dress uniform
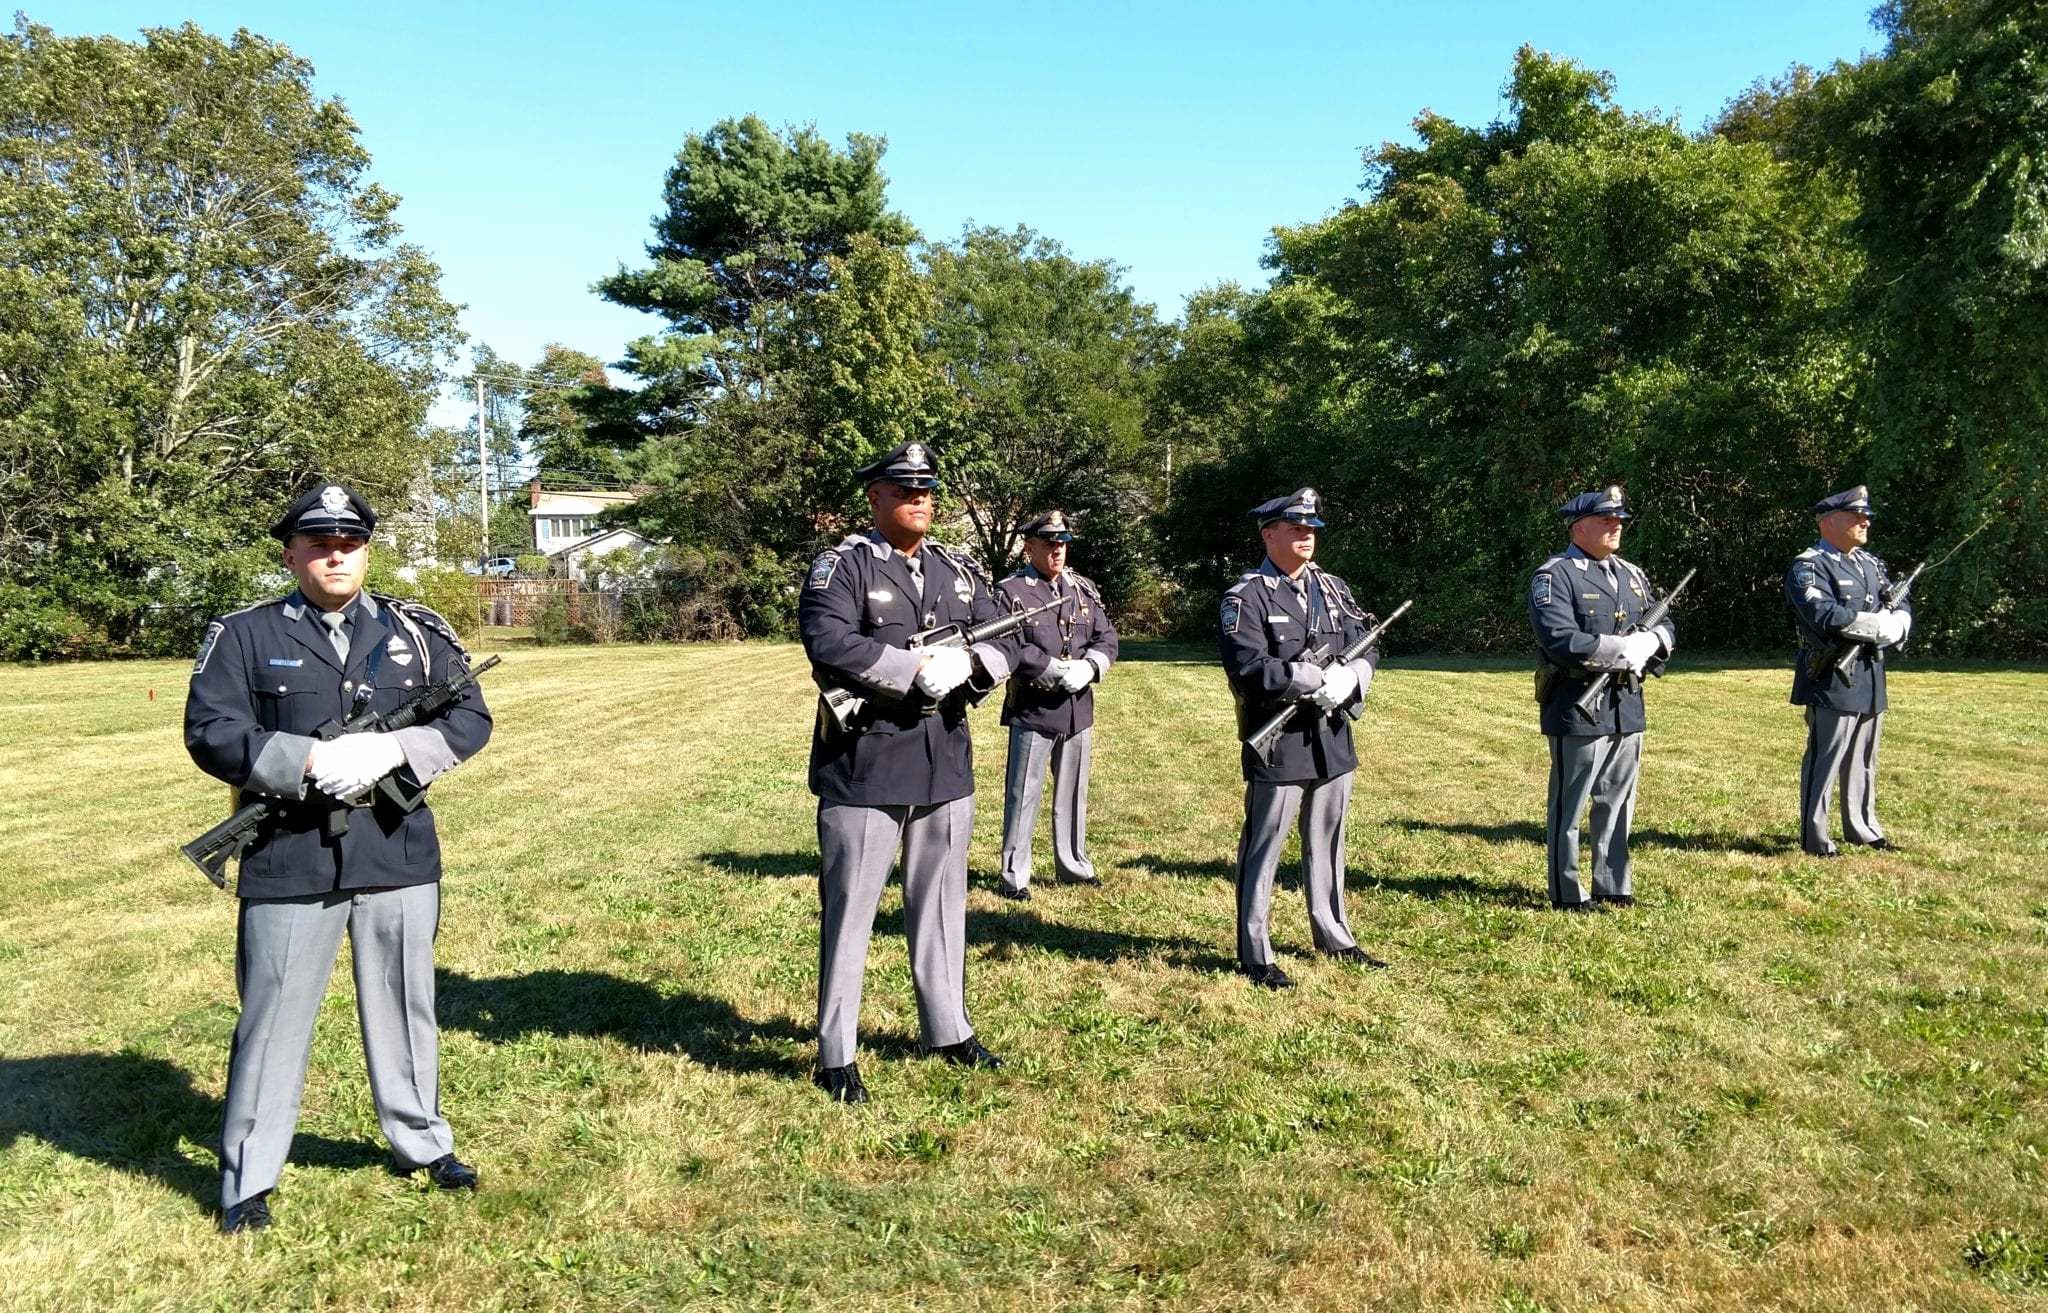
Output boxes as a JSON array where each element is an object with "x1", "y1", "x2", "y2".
[
  {"x1": 995, "y1": 510, "x2": 1120, "y2": 900},
  {"x1": 1786, "y1": 485, "x2": 1913, "y2": 856},
  {"x1": 1218, "y1": 488, "x2": 1390, "y2": 989},
  {"x1": 1529, "y1": 487, "x2": 1676, "y2": 912},
  {"x1": 184, "y1": 484, "x2": 492, "y2": 1233},
  {"x1": 797, "y1": 441, "x2": 1048, "y2": 1104}
]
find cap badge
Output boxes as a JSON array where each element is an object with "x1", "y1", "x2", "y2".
[
  {"x1": 905, "y1": 443, "x2": 926, "y2": 465},
  {"x1": 1301, "y1": 489, "x2": 1318, "y2": 511},
  {"x1": 1605, "y1": 485, "x2": 1622, "y2": 502},
  {"x1": 319, "y1": 486, "x2": 350, "y2": 514}
]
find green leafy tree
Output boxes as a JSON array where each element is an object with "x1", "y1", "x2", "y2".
[
  {"x1": 0, "y1": 19, "x2": 459, "y2": 657},
  {"x1": 1793, "y1": 0, "x2": 2048, "y2": 653},
  {"x1": 925, "y1": 225, "x2": 1169, "y2": 592}
]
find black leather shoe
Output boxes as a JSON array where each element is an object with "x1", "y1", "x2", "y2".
[
  {"x1": 1864, "y1": 837, "x2": 1900, "y2": 852},
  {"x1": 1808, "y1": 847, "x2": 1841, "y2": 859},
  {"x1": 814, "y1": 1063, "x2": 868, "y2": 1103},
  {"x1": 420, "y1": 1153, "x2": 479, "y2": 1190},
  {"x1": 221, "y1": 1192, "x2": 272, "y2": 1234},
  {"x1": 927, "y1": 1036, "x2": 1003, "y2": 1069},
  {"x1": 1553, "y1": 899, "x2": 1604, "y2": 914},
  {"x1": 1594, "y1": 894, "x2": 1636, "y2": 909},
  {"x1": 995, "y1": 884, "x2": 1031, "y2": 902},
  {"x1": 1057, "y1": 871, "x2": 1102, "y2": 886},
  {"x1": 1325, "y1": 946, "x2": 1390, "y2": 969},
  {"x1": 1241, "y1": 962, "x2": 1295, "y2": 990}
]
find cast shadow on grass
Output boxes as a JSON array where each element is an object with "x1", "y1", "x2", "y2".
[
  {"x1": 1391, "y1": 818, "x2": 1798, "y2": 857},
  {"x1": 0, "y1": 1052, "x2": 385, "y2": 1211},
  {"x1": 699, "y1": 850, "x2": 817, "y2": 879},
  {"x1": 1127, "y1": 855, "x2": 1544, "y2": 908},
  {"x1": 957, "y1": 901, "x2": 1237, "y2": 975},
  {"x1": 433, "y1": 969, "x2": 900, "y2": 1074}
]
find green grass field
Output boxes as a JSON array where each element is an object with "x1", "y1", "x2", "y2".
[{"x1": 3, "y1": 641, "x2": 2046, "y2": 1311}]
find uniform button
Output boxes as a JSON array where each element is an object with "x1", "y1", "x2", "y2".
[
  {"x1": 277, "y1": 684, "x2": 287, "y2": 693},
  {"x1": 343, "y1": 681, "x2": 354, "y2": 692},
  {"x1": 403, "y1": 678, "x2": 413, "y2": 687}
]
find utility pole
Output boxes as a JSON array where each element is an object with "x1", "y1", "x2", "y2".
[{"x1": 476, "y1": 378, "x2": 489, "y2": 564}]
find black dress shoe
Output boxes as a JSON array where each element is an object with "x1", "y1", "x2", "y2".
[
  {"x1": 814, "y1": 1062, "x2": 869, "y2": 1104},
  {"x1": 926, "y1": 1036, "x2": 1004, "y2": 1069},
  {"x1": 1057, "y1": 870, "x2": 1102, "y2": 886},
  {"x1": 1864, "y1": 837, "x2": 1900, "y2": 852},
  {"x1": 221, "y1": 1192, "x2": 272, "y2": 1234},
  {"x1": 1325, "y1": 946, "x2": 1390, "y2": 969},
  {"x1": 1240, "y1": 962, "x2": 1295, "y2": 990},
  {"x1": 1593, "y1": 894, "x2": 1636, "y2": 909},
  {"x1": 421, "y1": 1154, "x2": 479, "y2": 1190},
  {"x1": 1552, "y1": 899, "x2": 1604, "y2": 914},
  {"x1": 995, "y1": 884, "x2": 1031, "y2": 902},
  {"x1": 1808, "y1": 847, "x2": 1841, "y2": 859}
]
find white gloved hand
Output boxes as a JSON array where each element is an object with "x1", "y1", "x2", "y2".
[
  {"x1": 1058, "y1": 659, "x2": 1094, "y2": 693},
  {"x1": 1032, "y1": 657, "x2": 1071, "y2": 691},
  {"x1": 1620, "y1": 630, "x2": 1663, "y2": 676},
  {"x1": 913, "y1": 646, "x2": 975, "y2": 698},
  {"x1": 1880, "y1": 608, "x2": 1912, "y2": 647},
  {"x1": 1309, "y1": 661, "x2": 1359, "y2": 712},
  {"x1": 307, "y1": 732, "x2": 406, "y2": 801}
]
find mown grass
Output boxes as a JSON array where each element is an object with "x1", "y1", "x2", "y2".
[{"x1": 1, "y1": 642, "x2": 2045, "y2": 1311}]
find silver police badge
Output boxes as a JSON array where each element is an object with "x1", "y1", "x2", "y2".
[
  {"x1": 905, "y1": 443, "x2": 927, "y2": 466},
  {"x1": 319, "y1": 485, "x2": 350, "y2": 514},
  {"x1": 1300, "y1": 489, "x2": 1318, "y2": 511}
]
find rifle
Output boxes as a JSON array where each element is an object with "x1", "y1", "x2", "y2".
[
  {"x1": 1244, "y1": 599, "x2": 1412, "y2": 766},
  {"x1": 1572, "y1": 569, "x2": 1694, "y2": 717},
  {"x1": 1811, "y1": 517, "x2": 1988, "y2": 686},
  {"x1": 181, "y1": 654, "x2": 501, "y2": 890},
  {"x1": 819, "y1": 598, "x2": 1065, "y2": 735}
]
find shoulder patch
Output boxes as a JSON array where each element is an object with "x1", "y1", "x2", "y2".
[
  {"x1": 1532, "y1": 571, "x2": 1553, "y2": 606},
  {"x1": 807, "y1": 552, "x2": 841, "y2": 591},
  {"x1": 192, "y1": 621, "x2": 226, "y2": 675},
  {"x1": 378, "y1": 595, "x2": 471, "y2": 664},
  {"x1": 1220, "y1": 593, "x2": 1244, "y2": 636}
]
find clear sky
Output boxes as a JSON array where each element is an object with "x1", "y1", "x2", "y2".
[{"x1": 53, "y1": 1, "x2": 1884, "y2": 378}]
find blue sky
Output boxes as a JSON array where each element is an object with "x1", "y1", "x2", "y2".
[{"x1": 55, "y1": 1, "x2": 1884, "y2": 378}]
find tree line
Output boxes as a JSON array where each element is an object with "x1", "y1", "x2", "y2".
[{"x1": 2, "y1": 1, "x2": 2041, "y2": 661}]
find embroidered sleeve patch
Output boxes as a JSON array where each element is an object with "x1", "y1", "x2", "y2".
[
  {"x1": 1220, "y1": 594, "x2": 1243, "y2": 635},
  {"x1": 193, "y1": 622, "x2": 225, "y2": 675},
  {"x1": 1532, "y1": 572, "x2": 1552, "y2": 606},
  {"x1": 806, "y1": 553, "x2": 840, "y2": 591}
]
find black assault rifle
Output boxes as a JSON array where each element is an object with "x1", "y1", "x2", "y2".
[
  {"x1": 1809, "y1": 517, "x2": 1988, "y2": 687},
  {"x1": 1573, "y1": 569, "x2": 1695, "y2": 717},
  {"x1": 180, "y1": 654, "x2": 501, "y2": 890},
  {"x1": 1243, "y1": 599, "x2": 1413, "y2": 766},
  {"x1": 819, "y1": 598, "x2": 1065, "y2": 735}
]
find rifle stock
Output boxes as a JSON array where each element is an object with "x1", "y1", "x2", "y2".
[{"x1": 819, "y1": 597, "x2": 1064, "y2": 735}]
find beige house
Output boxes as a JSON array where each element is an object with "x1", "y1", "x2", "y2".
[{"x1": 527, "y1": 481, "x2": 639, "y2": 555}]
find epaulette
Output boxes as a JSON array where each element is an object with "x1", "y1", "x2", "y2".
[
  {"x1": 1068, "y1": 571, "x2": 1103, "y2": 602},
  {"x1": 838, "y1": 532, "x2": 890, "y2": 560},
  {"x1": 1796, "y1": 547, "x2": 1821, "y2": 561},
  {"x1": 376, "y1": 594, "x2": 471, "y2": 663},
  {"x1": 928, "y1": 541, "x2": 994, "y2": 588},
  {"x1": 1225, "y1": 572, "x2": 1260, "y2": 596},
  {"x1": 1535, "y1": 554, "x2": 1567, "y2": 575}
]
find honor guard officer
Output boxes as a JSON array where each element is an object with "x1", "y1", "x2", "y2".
[
  {"x1": 1529, "y1": 486, "x2": 1676, "y2": 911},
  {"x1": 798, "y1": 441, "x2": 1048, "y2": 1103},
  {"x1": 1786, "y1": 485, "x2": 1912, "y2": 856},
  {"x1": 184, "y1": 483, "x2": 492, "y2": 1233},
  {"x1": 1219, "y1": 488, "x2": 1390, "y2": 989},
  {"x1": 995, "y1": 510, "x2": 1120, "y2": 900}
]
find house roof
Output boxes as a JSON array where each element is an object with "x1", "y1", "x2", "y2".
[
  {"x1": 530, "y1": 489, "x2": 639, "y2": 517},
  {"x1": 544, "y1": 525, "x2": 654, "y2": 559}
]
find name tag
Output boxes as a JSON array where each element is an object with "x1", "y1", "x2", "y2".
[
  {"x1": 267, "y1": 658, "x2": 304, "y2": 667},
  {"x1": 1268, "y1": 615, "x2": 1291, "y2": 623}
]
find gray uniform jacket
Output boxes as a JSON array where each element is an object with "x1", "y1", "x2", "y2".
[
  {"x1": 184, "y1": 591, "x2": 492, "y2": 898},
  {"x1": 1529, "y1": 547, "x2": 1675, "y2": 737},
  {"x1": 1219, "y1": 560, "x2": 1371, "y2": 783},
  {"x1": 997, "y1": 564, "x2": 1119, "y2": 736},
  {"x1": 1786, "y1": 542, "x2": 1910, "y2": 715},
  {"x1": 799, "y1": 531, "x2": 1046, "y2": 806}
]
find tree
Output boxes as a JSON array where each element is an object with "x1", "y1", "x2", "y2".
[
  {"x1": 925, "y1": 225, "x2": 1169, "y2": 583},
  {"x1": 1794, "y1": 0, "x2": 2048, "y2": 653},
  {"x1": 0, "y1": 19, "x2": 459, "y2": 657},
  {"x1": 520, "y1": 344, "x2": 623, "y2": 483}
]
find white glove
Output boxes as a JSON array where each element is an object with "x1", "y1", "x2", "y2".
[
  {"x1": 1879, "y1": 609, "x2": 1911, "y2": 647},
  {"x1": 1058, "y1": 660, "x2": 1094, "y2": 693},
  {"x1": 307, "y1": 732, "x2": 406, "y2": 802},
  {"x1": 1032, "y1": 657, "x2": 1071, "y2": 690},
  {"x1": 1309, "y1": 661, "x2": 1358, "y2": 712},
  {"x1": 1620, "y1": 631, "x2": 1662, "y2": 676},
  {"x1": 913, "y1": 646, "x2": 974, "y2": 698}
]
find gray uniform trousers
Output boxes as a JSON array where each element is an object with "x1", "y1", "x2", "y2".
[
  {"x1": 1235, "y1": 774, "x2": 1359, "y2": 966},
  {"x1": 816, "y1": 798, "x2": 976, "y2": 1068},
  {"x1": 219, "y1": 883, "x2": 452, "y2": 1207},
  {"x1": 998, "y1": 725, "x2": 1095, "y2": 892},
  {"x1": 1545, "y1": 732, "x2": 1643, "y2": 905},
  {"x1": 1800, "y1": 707, "x2": 1885, "y2": 853}
]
